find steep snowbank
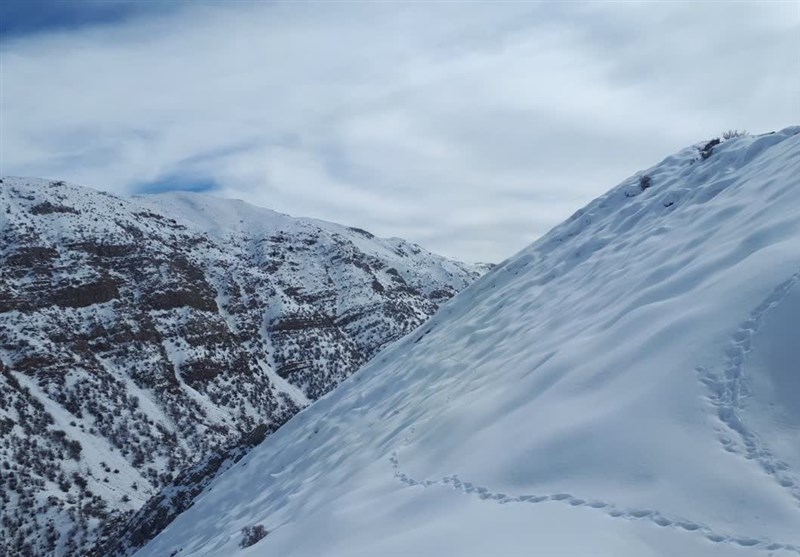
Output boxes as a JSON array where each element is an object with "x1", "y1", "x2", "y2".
[{"x1": 139, "y1": 128, "x2": 800, "y2": 556}]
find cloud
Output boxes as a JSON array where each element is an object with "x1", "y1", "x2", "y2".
[{"x1": 1, "y1": 1, "x2": 798, "y2": 262}]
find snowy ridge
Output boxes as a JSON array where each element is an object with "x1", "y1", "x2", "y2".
[
  {"x1": 0, "y1": 178, "x2": 482, "y2": 556},
  {"x1": 137, "y1": 127, "x2": 800, "y2": 557},
  {"x1": 134, "y1": 191, "x2": 479, "y2": 291}
]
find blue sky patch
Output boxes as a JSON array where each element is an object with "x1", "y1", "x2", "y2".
[
  {"x1": 0, "y1": 0, "x2": 186, "y2": 40},
  {"x1": 135, "y1": 175, "x2": 218, "y2": 195}
]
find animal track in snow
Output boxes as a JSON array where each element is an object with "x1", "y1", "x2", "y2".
[
  {"x1": 697, "y1": 268, "x2": 800, "y2": 505},
  {"x1": 389, "y1": 451, "x2": 800, "y2": 554},
  {"x1": 390, "y1": 271, "x2": 800, "y2": 554}
]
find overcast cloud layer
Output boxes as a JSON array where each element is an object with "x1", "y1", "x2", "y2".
[{"x1": 2, "y1": 2, "x2": 799, "y2": 262}]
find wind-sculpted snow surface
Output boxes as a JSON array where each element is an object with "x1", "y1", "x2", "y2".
[{"x1": 138, "y1": 128, "x2": 800, "y2": 557}]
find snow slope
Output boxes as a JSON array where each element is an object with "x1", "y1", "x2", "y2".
[{"x1": 138, "y1": 128, "x2": 800, "y2": 557}]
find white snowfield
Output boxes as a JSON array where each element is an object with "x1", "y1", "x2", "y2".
[{"x1": 137, "y1": 128, "x2": 800, "y2": 557}]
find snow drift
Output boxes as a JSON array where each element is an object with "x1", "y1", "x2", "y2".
[{"x1": 137, "y1": 128, "x2": 800, "y2": 557}]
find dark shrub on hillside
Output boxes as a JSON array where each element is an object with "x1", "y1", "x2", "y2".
[
  {"x1": 699, "y1": 138, "x2": 721, "y2": 160},
  {"x1": 240, "y1": 524, "x2": 268, "y2": 548}
]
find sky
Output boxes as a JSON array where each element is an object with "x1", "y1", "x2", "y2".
[{"x1": 1, "y1": 1, "x2": 798, "y2": 263}]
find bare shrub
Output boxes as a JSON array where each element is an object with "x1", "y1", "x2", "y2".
[{"x1": 722, "y1": 129, "x2": 748, "y2": 140}]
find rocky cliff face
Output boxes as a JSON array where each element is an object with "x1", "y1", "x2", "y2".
[{"x1": 0, "y1": 177, "x2": 484, "y2": 556}]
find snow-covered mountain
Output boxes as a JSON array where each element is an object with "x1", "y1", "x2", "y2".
[
  {"x1": 135, "y1": 127, "x2": 800, "y2": 557},
  {"x1": 0, "y1": 178, "x2": 483, "y2": 557}
]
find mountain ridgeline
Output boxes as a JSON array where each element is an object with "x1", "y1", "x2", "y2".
[
  {"x1": 133, "y1": 128, "x2": 800, "y2": 557},
  {"x1": 0, "y1": 178, "x2": 485, "y2": 557}
]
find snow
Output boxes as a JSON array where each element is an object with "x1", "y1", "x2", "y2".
[
  {"x1": 133, "y1": 190, "x2": 484, "y2": 279},
  {"x1": 260, "y1": 358, "x2": 311, "y2": 408},
  {"x1": 134, "y1": 127, "x2": 800, "y2": 555},
  {"x1": 12, "y1": 371, "x2": 151, "y2": 505},
  {"x1": 161, "y1": 335, "x2": 235, "y2": 429},
  {"x1": 0, "y1": 172, "x2": 483, "y2": 556}
]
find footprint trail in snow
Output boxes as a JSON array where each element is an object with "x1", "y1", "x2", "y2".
[
  {"x1": 392, "y1": 271, "x2": 800, "y2": 554},
  {"x1": 698, "y1": 268, "x2": 800, "y2": 506},
  {"x1": 389, "y1": 450, "x2": 799, "y2": 554}
]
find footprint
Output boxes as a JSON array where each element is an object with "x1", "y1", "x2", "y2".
[
  {"x1": 629, "y1": 509, "x2": 653, "y2": 519},
  {"x1": 653, "y1": 516, "x2": 672, "y2": 527}
]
